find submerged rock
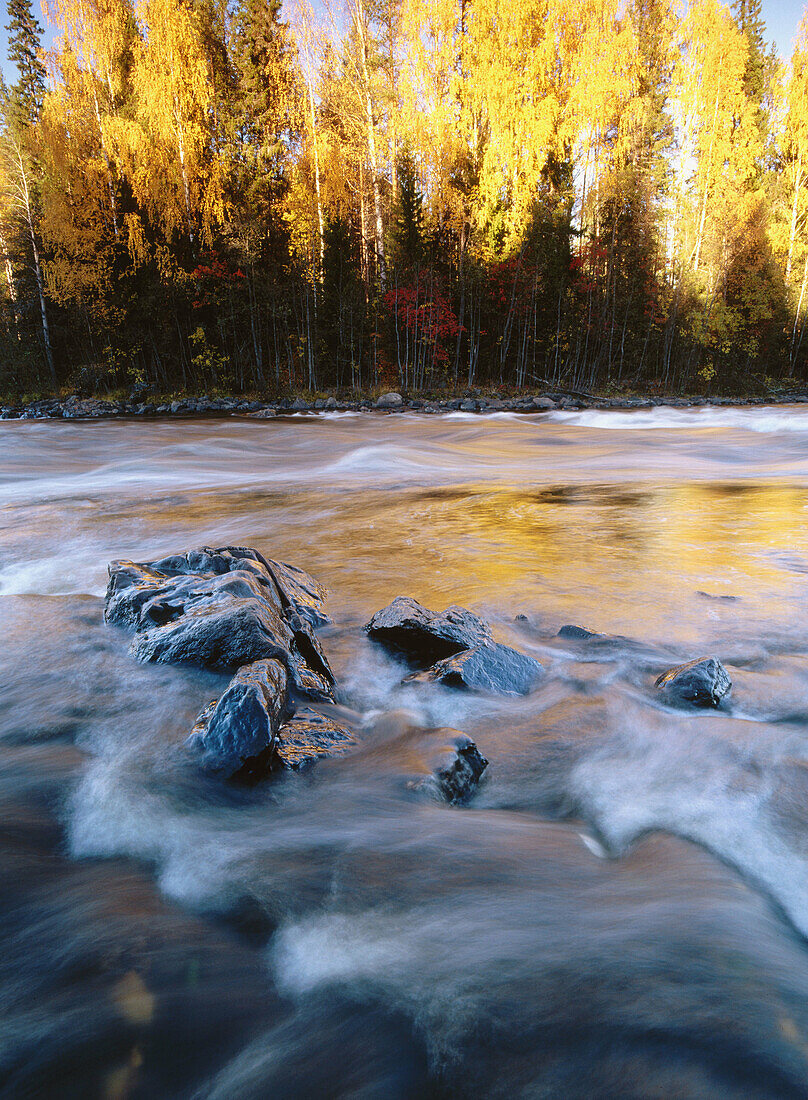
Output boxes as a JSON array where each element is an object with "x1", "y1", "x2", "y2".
[
  {"x1": 187, "y1": 659, "x2": 289, "y2": 778},
  {"x1": 404, "y1": 643, "x2": 543, "y2": 696},
  {"x1": 655, "y1": 657, "x2": 732, "y2": 708},
  {"x1": 409, "y1": 732, "x2": 489, "y2": 804},
  {"x1": 274, "y1": 707, "x2": 357, "y2": 770},
  {"x1": 557, "y1": 624, "x2": 609, "y2": 640},
  {"x1": 365, "y1": 596, "x2": 493, "y2": 665},
  {"x1": 105, "y1": 545, "x2": 333, "y2": 697}
]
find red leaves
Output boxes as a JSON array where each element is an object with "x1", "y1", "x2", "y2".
[
  {"x1": 191, "y1": 251, "x2": 245, "y2": 309},
  {"x1": 385, "y1": 277, "x2": 461, "y2": 364}
]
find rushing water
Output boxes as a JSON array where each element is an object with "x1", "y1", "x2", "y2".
[{"x1": 5, "y1": 408, "x2": 808, "y2": 1097}]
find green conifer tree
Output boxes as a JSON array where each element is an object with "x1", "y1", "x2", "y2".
[{"x1": 5, "y1": 0, "x2": 47, "y2": 121}]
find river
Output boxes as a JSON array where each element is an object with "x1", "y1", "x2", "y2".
[{"x1": 4, "y1": 407, "x2": 808, "y2": 1097}]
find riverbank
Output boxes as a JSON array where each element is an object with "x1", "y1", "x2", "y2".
[{"x1": 4, "y1": 388, "x2": 808, "y2": 420}]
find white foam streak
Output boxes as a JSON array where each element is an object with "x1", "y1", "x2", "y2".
[{"x1": 550, "y1": 406, "x2": 808, "y2": 433}]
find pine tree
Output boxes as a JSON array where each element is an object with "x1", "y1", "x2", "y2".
[
  {"x1": 732, "y1": 0, "x2": 767, "y2": 105},
  {"x1": 232, "y1": 0, "x2": 300, "y2": 171},
  {"x1": 388, "y1": 147, "x2": 423, "y2": 270},
  {"x1": 6, "y1": 0, "x2": 47, "y2": 121},
  {"x1": 2, "y1": 1, "x2": 55, "y2": 385}
]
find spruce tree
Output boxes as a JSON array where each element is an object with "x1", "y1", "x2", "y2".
[
  {"x1": 389, "y1": 149, "x2": 423, "y2": 271},
  {"x1": 5, "y1": 0, "x2": 47, "y2": 121},
  {"x1": 232, "y1": 0, "x2": 301, "y2": 175}
]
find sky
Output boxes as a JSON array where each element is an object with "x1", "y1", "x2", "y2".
[{"x1": 0, "y1": 0, "x2": 805, "y2": 84}]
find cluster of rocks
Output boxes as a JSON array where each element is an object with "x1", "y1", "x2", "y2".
[
  {"x1": 6, "y1": 389, "x2": 808, "y2": 420},
  {"x1": 105, "y1": 546, "x2": 353, "y2": 780},
  {"x1": 366, "y1": 595, "x2": 544, "y2": 695},
  {"x1": 103, "y1": 545, "x2": 734, "y2": 798},
  {"x1": 2, "y1": 395, "x2": 271, "y2": 420},
  {"x1": 104, "y1": 546, "x2": 501, "y2": 801}
]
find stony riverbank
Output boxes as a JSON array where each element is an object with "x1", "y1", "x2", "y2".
[{"x1": 4, "y1": 388, "x2": 808, "y2": 419}]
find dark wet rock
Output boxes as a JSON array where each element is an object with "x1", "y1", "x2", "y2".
[
  {"x1": 105, "y1": 545, "x2": 333, "y2": 697},
  {"x1": 187, "y1": 659, "x2": 289, "y2": 778},
  {"x1": 409, "y1": 732, "x2": 489, "y2": 804},
  {"x1": 404, "y1": 643, "x2": 543, "y2": 696},
  {"x1": 290, "y1": 398, "x2": 309, "y2": 411},
  {"x1": 655, "y1": 656, "x2": 731, "y2": 708},
  {"x1": 697, "y1": 591, "x2": 740, "y2": 603},
  {"x1": 274, "y1": 707, "x2": 358, "y2": 770},
  {"x1": 459, "y1": 399, "x2": 477, "y2": 411},
  {"x1": 557, "y1": 624, "x2": 609, "y2": 640},
  {"x1": 365, "y1": 596, "x2": 493, "y2": 665},
  {"x1": 376, "y1": 391, "x2": 403, "y2": 408}
]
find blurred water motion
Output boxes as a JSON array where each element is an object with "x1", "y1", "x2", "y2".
[{"x1": 4, "y1": 409, "x2": 808, "y2": 1096}]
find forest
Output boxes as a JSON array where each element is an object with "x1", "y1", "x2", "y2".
[{"x1": 0, "y1": 0, "x2": 807, "y2": 399}]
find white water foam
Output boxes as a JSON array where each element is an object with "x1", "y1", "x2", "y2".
[
  {"x1": 549, "y1": 406, "x2": 808, "y2": 433},
  {"x1": 0, "y1": 553, "x2": 107, "y2": 596}
]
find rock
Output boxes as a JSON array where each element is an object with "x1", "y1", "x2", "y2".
[
  {"x1": 409, "y1": 733, "x2": 489, "y2": 804},
  {"x1": 324, "y1": 396, "x2": 338, "y2": 409},
  {"x1": 376, "y1": 391, "x2": 403, "y2": 408},
  {"x1": 365, "y1": 596, "x2": 493, "y2": 665},
  {"x1": 246, "y1": 408, "x2": 276, "y2": 418},
  {"x1": 105, "y1": 545, "x2": 334, "y2": 697},
  {"x1": 274, "y1": 707, "x2": 357, "y2": 770},
  {"x1": 459, "y1": 399, "x2": 477, "y2": 411},
  {"x1": 655, "y1": 657, "x2": 731, "y2": 708},
  {"x1": 404, "y1": 643, "x2": 543, "y2": 695},
  {"x1": 61, "y1": 396, "x2": 117, "y2": 418},
  {"x1": 532, "y1": 397, "x2": 555, "y2": 410},
  {"x1": 291, "y1": 398, "x2": 309, "y2": 411},
  {"x1": 557, "y1": 624, "x2": 609, "y2": 640},
  {"x1": 187, "y1": 659, "x2": 289, "y2": 778}
]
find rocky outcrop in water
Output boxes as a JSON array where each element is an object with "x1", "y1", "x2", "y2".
[
  {"x1": 404, "y1": 643, "x2": 543, "y2": 696},
  {"x1": 408, "y1": 732, "x2": 489, "y2": 804},
  {"x1": 187, "y1": 665, "x2": 356, "y2": 778},
  {"x1": 274, "y1": 707, "x2": 357, "y2": 770},
  {"x1": 105, "y1": 546, "x2": 334, "y2": 698},
  {"x1": 187, "y1": 659, "x2": 289, "y2": 778},
  {"x1": 367, "y1": 596, "x2": 542, "y2": 695},
  {"x1": 655, "y1": 657, "x2": 731, "y2": 708},
  {"x1": 365, "y1": 596, "x2": 494, "y2": 664},
  {"x1": 105, "y1": 546, "x2": 363, "y2": 780},
  {"x1": 557, "y1": 625, "x2": 609, "y2": 640}
]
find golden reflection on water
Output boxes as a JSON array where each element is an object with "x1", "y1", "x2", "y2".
[{"x1": 51, "y1": 478, "x2": 808, "y2": 650}]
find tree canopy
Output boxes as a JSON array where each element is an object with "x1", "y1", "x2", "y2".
[{"x1": 1, "y1": 0, "x2": 808, "y2": 398}]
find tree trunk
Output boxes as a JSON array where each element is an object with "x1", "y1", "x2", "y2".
[{"x1": 12, "y1": 141, "x2": 55, "y2": 385}]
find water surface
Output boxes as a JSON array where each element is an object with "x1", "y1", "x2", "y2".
[{"x1": 4, "y1": 408, "x2": 808, "y2": 1097}]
